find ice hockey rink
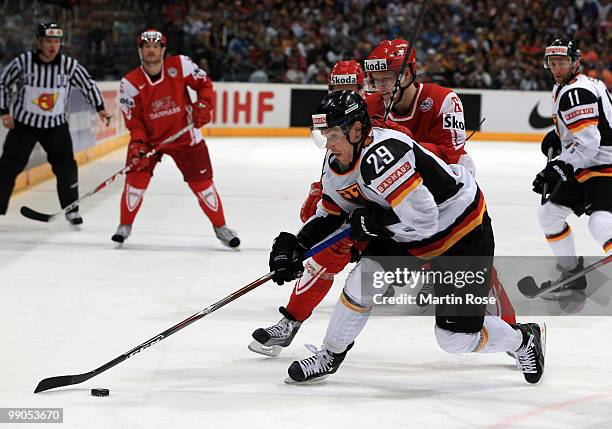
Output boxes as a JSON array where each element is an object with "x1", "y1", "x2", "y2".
[{"x1": 1, "y1": 137, "x2": 610, "y2": 428}]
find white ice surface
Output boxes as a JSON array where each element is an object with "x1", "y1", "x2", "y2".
[{"x1": 1, "y1": 138, "x2": 611, "y2": 429}]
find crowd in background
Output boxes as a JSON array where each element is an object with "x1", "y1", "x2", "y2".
[{"x1": 1, "y1": 0, "x2": 610, "y2": 90}]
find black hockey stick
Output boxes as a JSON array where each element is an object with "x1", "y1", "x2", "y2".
[
  {"x1": 517, "y1": 255, "x2": 611, "y2": 299},
  {"x1": 20, "y1": 124, "x2": 193, "y2": 223},
  {"x1": 34, "y1": 227, "x2": 352, "y2": 393},
  {"x1": 539, "y1": 147, "x2": 555, "y2": 205},
  {"x1": 466, "y1": 117, "x2": 486, "y2": 141},
  {"x1": 383, "y1": 0, "x2": 428, "y2": 122}
]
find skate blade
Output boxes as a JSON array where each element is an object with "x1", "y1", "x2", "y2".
[
  {"x1": 284, "y1": 374, "x2": 329, "y2": 384},
  {"x1": 248, "y1": 341, "x2": 283, "y2": 357}
]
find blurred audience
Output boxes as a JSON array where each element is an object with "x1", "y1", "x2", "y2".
[{"x1": 1, "y1": 0, "x2": 610, "y2": 90}]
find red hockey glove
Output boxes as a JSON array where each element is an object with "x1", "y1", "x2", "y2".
[
  {"x1": 193, "y1": 100, "x2": 212, "y2": 128},
  {"x1": 127, "y1": 140, "x2": 155, "y2": 171},
  {"x1": 300, "y1": 181, "x2": 323, "y2": 222}
]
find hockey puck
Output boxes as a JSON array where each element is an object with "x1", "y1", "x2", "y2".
[{"x1": 91, "y1": 388, "x2": 109, "y2": 397}]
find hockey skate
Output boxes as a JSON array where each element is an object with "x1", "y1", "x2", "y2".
[
  {"x1": 214, "y1": 225, "x2": 240, "y2": 248},
  {"x1": 514, "y1": 322, "x2": 546, "y2": 384},
  {"x1": 541, "y1": 256, "x2": 587, "y2": 300},
  {"x1": 285, "y1": 342, "x2": 354, "y2": 384},
  {"x1": 249, "y1": 307, "x2": 301, "y2": 357},
  {"x1": 65, "y1": 211, "x2": 83, "y2": 228},
  {"x1": 111, "y1": 224, "x2": 132, "y2": 245}
]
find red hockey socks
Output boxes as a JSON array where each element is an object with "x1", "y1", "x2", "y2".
[
  {"x1": 188, "y1": 179, "x2": 226, "y2": 228},
  {"x1": 286, "y1": 238, "x2": 354, "y2": 321},
  {"x1": 120, "y1": 172, "x2": 151, "y2": 225}
]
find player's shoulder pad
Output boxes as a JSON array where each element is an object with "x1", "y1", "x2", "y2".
[
  {"x1": 558, "y1": 86, "x2": 598, "y2": 111},
  {"x1": 360, "y1": 135, "x2": 413, "y2": 185},
  {"x1": 421, "y1": 82, "x2": 453, "y2": 99}
]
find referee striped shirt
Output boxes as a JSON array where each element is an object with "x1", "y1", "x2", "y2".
[{"x1": 0, "y1": 51, "x2": 105, "y2": 129}]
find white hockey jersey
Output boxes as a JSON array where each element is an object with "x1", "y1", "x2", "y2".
[
  {"x1": 552, "y1": 74, "x2": 612, "y2": 176},
  {"x1": 305, "y1": 127, "x2": 486, "y2": 259}
]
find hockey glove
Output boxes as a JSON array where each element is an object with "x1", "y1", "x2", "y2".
[
  {"x1": 532, "y1": 160, "x2": 575, "y2": 195},
  {"x1": 193, "y1": 100, "x2": 212, "y2": 128},
  {"x1": 349, "y1": 207, "x2": 395, "y2": 241},
  {"x1": 299, "y1": 181, "x2": 323, "y2": 222},
  {"x1": 127, "y1": 140, "x2": 155, "y2": 171},
  {"x1": 269, "y1": 232, "x2": 306, "y2": 285},
  {"x1": 540, "y1": 130, "x2": 562, "y2": 158}
]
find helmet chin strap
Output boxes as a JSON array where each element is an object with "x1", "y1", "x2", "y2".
[
  {"x1": 386, "y1": 69, "x2": 416, "y2": 113},
  {"x1": 345, "y1": 124, "x2": 372, "y2": 167},
  {"x1": 562, "y1": 61, "x2": 580, "y2": 85}
]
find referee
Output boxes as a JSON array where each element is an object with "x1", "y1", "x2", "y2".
[{"x1": 0, "y1": 21, "x2": 110, "y2": 225}]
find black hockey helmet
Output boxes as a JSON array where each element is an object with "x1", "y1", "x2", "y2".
[
  {"x1": 311, "y1": 90, "x2": 371, "y2": 145},
  {"x1": 37, "y1": 22, "x2": 63, "y2": 39},
  {"x1": 543, "y1": 38, "x2": 580, "y2": 68},
  {"x1": 311, "y1": 91, "x2": 371, "y2": 167}
]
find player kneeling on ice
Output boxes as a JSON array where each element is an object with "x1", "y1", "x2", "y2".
[
  {"x1": 114, "y1": 29, "x2": 239, "y2": 248},
  {"x1": 268, "y1": 91, "x2": 546, "y2": 384},
  {"x1": 533, "y1": 39, "x2": 612, "y2": 298}
]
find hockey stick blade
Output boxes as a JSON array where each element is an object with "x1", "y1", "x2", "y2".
[
  {"x1": 517, "y1": 276, "x2": 550, "y2": 298},
  {"x1": 35, "y1": 374, "x2": 90, "y2": 393},
  {"x1": 20, "y1": 206, "x2": 56, "y2": 222}
]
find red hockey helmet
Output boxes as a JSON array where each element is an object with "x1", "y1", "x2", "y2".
[
  {"x1": 328, "y1": 60, "x2": 365, "y2": 92},
  {"x1": 137, "y1": 29, "x2": 167, "y2": 47},
  {"x1": 364, "y1": 39, "x2": 416, "y2": 78}
]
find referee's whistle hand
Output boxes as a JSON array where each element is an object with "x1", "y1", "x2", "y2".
[
  {"x1": 1, "y1": 114, "x2": 14, "y2": 129},
  {"x1": 98, "y1": 110, "x2": 111, "y2": 127}
]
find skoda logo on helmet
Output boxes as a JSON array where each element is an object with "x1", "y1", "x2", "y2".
[
  {"x1": 331, "y1": 74, "x2": 357, "y2": 85},
  {"x1": 364, "y1": 58, "x2": 388, "y2": 72}
]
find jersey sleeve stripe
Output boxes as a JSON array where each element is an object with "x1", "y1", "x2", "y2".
[
  {"x1": 385, "y1": 173, "x2": 422, "y2": 207},
  {"x1": 567, "y1": 118, "x2": 598, "y2": 132},
  {"x1": 575, "y1": 165, "x2": 612, "y2": 183},
  {"x1": 604, "y1": 239, "x2": 612, "y2": 254}
]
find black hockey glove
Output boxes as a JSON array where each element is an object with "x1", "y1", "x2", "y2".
[
  {"x1": 349, "y1": 207, "x2": 395, "y2": 241},
  {"x1": 532, "y1": 160, "x2": 575, "y2": 195},
  {"x1": 269, "y1": 232, "x2": 306, "y2": 285},
  {"x1": 540, "y1": 130, "x2": 562, "y2": 158}
]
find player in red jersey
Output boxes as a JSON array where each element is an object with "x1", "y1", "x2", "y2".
[
  {"x1": 114, "y1": 29, "x2": 239, "y2": 248},
  {"x1": 364, "y1": 39, "x2": 475, "y2": 174}
]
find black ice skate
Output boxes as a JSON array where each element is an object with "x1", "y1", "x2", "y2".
[
  {"x1": 214, "y1": 225, "x2": 240, "y2": 248},
  {"x1": 65, "y1": 211, "x2": 83, "y2": 227},
  {"x1": 285, "y1": 342, "x2": 353, "y2": 384},
  {"x1": 514, "y1": 322, "x2": 546, "y2": 384},
  {"x1": 249, "y1": 307, "x2": 301, "y2": 357},
  {"x1": 111, "y1": 224, "x2": 132, "y2": 245},
  {"x1": 541, "y1": 257, "x2": 587, "y2": 300}
]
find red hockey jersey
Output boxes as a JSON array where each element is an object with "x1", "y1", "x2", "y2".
[
  {"x1": 119, "y1": 55, "x2": 213, "y2": 147},
  {"x1": 366, "y1": 82, "x2": 468, "y2": 165}
]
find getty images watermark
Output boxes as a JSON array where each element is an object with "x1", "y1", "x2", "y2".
[{"x1": 370, "y1": 266, "x2": 497, "y2": 306}]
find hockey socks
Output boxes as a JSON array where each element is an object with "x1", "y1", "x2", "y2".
[
  {"x1": 435, "y1": 316, "x2": 523, "y2": 354},
  {"x1": 589, "y1": 211, "x2": 612, "y2": 255},
  {"x1": 120, "y1": 172, "x2": 151, "y2": 225},
  {"x1": 189, "y1": 179, "x2": 226, "y2": 228},
  {"x1": 323, "y1": 291, "x2": 371, "y2": 354},
  {"x1": 286, "y1": 238, "x2": 355, "y2": 321}
]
